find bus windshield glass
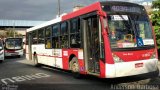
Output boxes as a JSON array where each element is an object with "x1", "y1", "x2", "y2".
[
  {"x1": 0, "y1": 40, "x2": 3, "y2": 50},
  {"x1": 103, "y1": 5, "x2": 154, "y2": 49},
  {"x1": 5, "y1": 38, "x2": 22, "y2": 50}
]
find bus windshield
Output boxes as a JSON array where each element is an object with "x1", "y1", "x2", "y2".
[
  {"x1": 0, "y1": 40, "x2": 3, "y2": 50},
  {"x1": 5, "y1": 38, "x2": 22, "y2": 50},
  {"x1": 107, "y1": 14, "x2": 154, "y2": 49}
]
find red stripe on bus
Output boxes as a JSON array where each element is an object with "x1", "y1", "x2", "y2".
[{"x1": 25, "y1": 53, "x2": 62, "y2": 58}]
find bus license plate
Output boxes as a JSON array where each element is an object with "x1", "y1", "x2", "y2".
[
  {"x1": 11, "y1": 53, "x2": 18, "y2": 55},
  {"x1": 135, "y1": 63, "x2": 143, "y2": 68}
]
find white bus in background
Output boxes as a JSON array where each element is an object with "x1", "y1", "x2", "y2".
[
  {"x1": 0, "y1": 39, "x2": 4, "y2": 63},
  {"x1": 4, "y1": 38, "x2": 23, "y2": 58}
]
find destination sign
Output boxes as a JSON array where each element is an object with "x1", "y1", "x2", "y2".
[{"x1": 111, "y1": 6, "x2": 141, "y2": 13}]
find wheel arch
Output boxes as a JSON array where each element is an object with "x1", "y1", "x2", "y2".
[{"x1": 69, "y1": 54, "x2": 76, "y2": 63}]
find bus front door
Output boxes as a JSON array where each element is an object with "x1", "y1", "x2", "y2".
[{"x1": 82, "y1": 15, "x2": 100, "y2": 74}]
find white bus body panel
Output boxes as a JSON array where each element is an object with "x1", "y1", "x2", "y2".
[
  {"x1": 5, "y1": 49, "x2": 23, "y2": 57},
  {"x1": 31, "y1": 44, "x2": 63, "y2": 69},
  {"x1": 105, "y1": 59, "x2": 158, "y2": 78}
]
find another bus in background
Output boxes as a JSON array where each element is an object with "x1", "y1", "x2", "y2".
[
  {"x1": 0, "y1": 39, "x2": 4, "y2": 63},
  {"x1": 4, "y1": 38, "x2": 23, "y2": 58}
]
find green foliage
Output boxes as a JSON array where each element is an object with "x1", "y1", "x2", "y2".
[
  {"x1": 5, "y1": 30, "x2": 22, "y2": 38},
  {"x1": 151, "y1": 0, "x2": 160, "y2": 49},
  {"x1": 152, "y1": 0, "x2": 160, "y2": 9},
  {"x1": 154, "y1": 26, "x2": 160, "y2": 49}
]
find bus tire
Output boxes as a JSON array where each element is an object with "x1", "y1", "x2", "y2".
[
  {"x1": 33, "y1": 54, "x2": 41, "y2": 67},
  {"x1": 70, "y1": 57, "x2": 81, "y2": 78}
]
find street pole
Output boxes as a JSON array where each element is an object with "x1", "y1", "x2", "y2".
[{"x1": 58, "y1": 0, "x2": 60, "y2": 17}]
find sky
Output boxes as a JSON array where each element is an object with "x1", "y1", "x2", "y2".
[{"x1": 0, "y1": 0, "x2": 152, "y2": 21}]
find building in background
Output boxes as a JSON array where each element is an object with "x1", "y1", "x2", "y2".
[{"x1": 0, "y1": 19, "x2": 45, "y2": 38}]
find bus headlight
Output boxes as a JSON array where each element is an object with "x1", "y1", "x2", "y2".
[{"x1": 113, "y1": 54, "x2": 124, "y2": 63}]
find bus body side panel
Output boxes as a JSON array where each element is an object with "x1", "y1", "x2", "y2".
[
  {"x1": 99, "y1": 60, "x2": 105, "y2": 78},
  {"x1": 77, "y1": 49, "x2": 86, "y2": 74},
  {"x1": 62, "y1": 49, "x2": 69, "y2": 70},
  {"x1": 66, "y1": 49, "x2": 86, "y2": 74}
]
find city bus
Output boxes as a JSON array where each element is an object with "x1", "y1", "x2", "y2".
[
  {"x1": 26, "y1": 1, "x2": 159, "y2": 78},
  {"x1": 0, "y1": 39, "x2": 4, "y2": 63},
  {"x1": 4, "y1": 37, "x2": 23, "y2": 57}
]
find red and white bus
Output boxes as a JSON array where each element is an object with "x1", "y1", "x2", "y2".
[
  {"x1": 26, "y1": 1, "x2": 158, "y2": 78},
  {"x1": 4, "y1": 37, "x2": 24, "y2": 57}
]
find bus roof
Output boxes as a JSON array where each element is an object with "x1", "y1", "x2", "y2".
[
  {"x1": 27, "y1": 17, "x2": 61, "y2": 32},
  {"x1": 62, "y1": 2, "x2": 102, "y2": 21}
]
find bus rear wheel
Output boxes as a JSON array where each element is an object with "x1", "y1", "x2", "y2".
[{"x1": 70, "y1": 57, "x2": 81, "y2": 78}]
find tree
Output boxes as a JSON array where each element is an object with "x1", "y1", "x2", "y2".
[
  {"x1": 151, "y1": 0, "x2": 160, "y2": 49},
  {"x1": 5, "y1": 29, "x2": 23, "y2": 38}
]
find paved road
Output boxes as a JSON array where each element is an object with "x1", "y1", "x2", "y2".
[{"x1": 0, "y1": 56, "x2": 159, "y2": 90}]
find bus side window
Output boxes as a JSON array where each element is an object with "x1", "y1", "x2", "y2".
[
  {"x1": 60, "y1": 22, "x2": 68, "y2": 48},
  {"x1": 45, "y1": 38, "x2": 51, "y2": 48},
  {"x1": 70, "y1": 18, "x2": 81, "y2": 48},
  {"x1": 45, "y1": 26, "x2": 52, "y2": 49},
  {"x1": 38, "y1": 29, "x2": 45, "y2": 44},
  {"x1": 52, "y1": 24, "x2": 60, "y2": 48},
  {"x1": 32, "y1": 30, "x2": 38, "y2": 44}
]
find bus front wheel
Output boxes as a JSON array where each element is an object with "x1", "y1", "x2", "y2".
[{"x1": 70, "y1": 57, "x2": 81, "y2": 78}]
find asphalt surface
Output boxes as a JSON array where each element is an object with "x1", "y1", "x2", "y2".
[{"x1": 0, "y1": 56, "x2": 159, "y2": 90}]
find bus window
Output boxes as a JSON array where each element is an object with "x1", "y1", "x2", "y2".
[
  {"x1": 70, "y1": 18, "x2": 81, "y2": 48},
  {"x1": 0, "y1": 40, "x2": 3, "y2": 50},
  {"x1": 38, "y1": 29, "x2": 45, "y2": 44},
  {"x1": 52, "y1": 24, "x2": 59, "y2": 37},
  {"x1": 45, "y1": 26, "x2": 52, "y2": 49},
  {"x1": 32, "y1": 30, "x2": 38, "y2": 44},
  {"x1": 45, "y1": 38, "x2": 51, "y2": 49},
  {"x1": 60, "y1": 22, "x2": 68, "y2": 48},
  {"x1": 45, "y1": 27, "x2": 52, "y2": 37},
  {"x1": 52, "y1": 24, "x2": 60, "y2": 48}
]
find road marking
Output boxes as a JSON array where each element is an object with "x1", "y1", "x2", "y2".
[{"x1": 1, "y1": 73, "x2": 50, "y2": 84}]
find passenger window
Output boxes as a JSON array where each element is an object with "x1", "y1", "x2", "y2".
[
  {"x1": 52, "y1": 24, "x2": 60, "y2": 48},
  {"x1": 45, "y1": 38, "x2": 52, "y2": 49},
  {"x1": 45, "y1": 26, "x2": 52, "y2": 49},
  {"x1": 70, "y1": 18, "x2": 81, "y2": 48},
  {"x1": 60, "y1": 22, "x2": 68, "y2": 48},
  {"x1": 32, "y1": 30, "x2": 38, "y2": 44},
  {"x1": 45, "y1": 27, "x2": 51, "y2": 37},
  {"x1": 38, "y1": 29, "x2": 45, "y2": 44}
]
